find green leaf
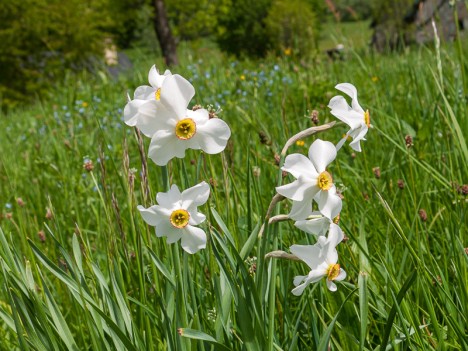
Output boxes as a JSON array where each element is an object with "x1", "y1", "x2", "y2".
[
  {"x1": 43, "y1": 282, "x2": 80, "y2": 351},
  {"x1": 147, "y1": 247, "x2": 176, "y2": 287},
  {"x1": 359, "y1": 272, "x2": 369, "y2": 351},
  {"x1": 379, "y1": 271, "x2": 418, "y2": 351},
  {"x1": 178, "y1": 328, "x2": 233, "y2": 351},
  {"x1": 318, "y1": 288, "x2": 358, "y2": 351}
]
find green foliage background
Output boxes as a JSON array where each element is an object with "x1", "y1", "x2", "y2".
[
  {"x1": 266, "y1": 0, "x2": 319, "y2": 56},
  {"x1": 0, "y1": 0, "x2": 114, "y2": 109},
  {"x1": 0, "y1": 0, "x2": 417, "y2": 108}
]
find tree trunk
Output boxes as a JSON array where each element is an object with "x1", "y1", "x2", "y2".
[{"x1": 152, "y1": 0, "x2": 179, "y2": 66}]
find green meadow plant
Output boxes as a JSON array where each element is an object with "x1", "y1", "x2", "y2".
[{"x1": 122, "y1": 64, "x2": 371, "y2": 348}]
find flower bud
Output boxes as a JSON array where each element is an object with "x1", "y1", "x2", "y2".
[
  {"x1": 310, "y1": 110, "x2": 319, "y2": 125},
  {"x1": 16, "y1": 197, "x2": 25, "y2": 207},
  {"x1": 45, "y1": 208, "x2": 53, "y2": 220},
  {"x1": 274, "y1": 154, "x2": 280, "y2": 166},
  {"x1": 405, "y1": 135, "x2": 413, "y2": 148},
  {"x1": 462, "y1": 184, "x2": 468, "y2": 196},
  {"x1": 83, "y1": 159, "x2": 94, "y2": 172},
  {"x1": 373, "y1": 167, "x2": 381, "y2": 179},
  {"x1": 38, "y1": 230, "x2": 46, "y2": 243},
  {"x1": 418, "y1": 209, "x2": 427, "y2": 222},
  {"x1": 258, "y1": 131, "x2": 271, "y2": 145}
]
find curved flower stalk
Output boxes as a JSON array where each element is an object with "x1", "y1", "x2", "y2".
[
  {"x1": 137, "y1": 181, "x2": 210, "y2": 254},
  {"x1": 276, "y1": 139, "x2": 342, "y2": 220},
  {"x1": 328, "y1": 83, "x2": 371, "y2": 152},
  {"x1": 124, "y1": 66, "x2": 195, "y2": 137},
  {"x1": 290, "y1": 223, "x2": 346, "y2": 295}
]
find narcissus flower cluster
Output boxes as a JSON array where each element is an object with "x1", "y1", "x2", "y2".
[
  {"x1": 275, "y1": 83, "x2": 369, "y2": 295},
  {"x1": 124, "y1": 65, "x2": 231, "y2": 166},
  {"x1": 125, "y1": 65, "x2": 232, "y2": 254}
]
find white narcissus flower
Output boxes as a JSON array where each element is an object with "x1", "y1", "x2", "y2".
[
  {"x1": 145, "y1": 92, "x2": 231, "y2": 166},
  {"x1": 328, "y1": 83, "x2": 371, "y2": 152},
  {"x1": 137, "y1": 181, "x2": 210, "y2": 254},
  {"x1": 135, "y1": 65, "x2": 172, "y2": 101},
  {"x1": 290, "y1": 223, "x2": 346, "y2": 295},
  {"x1": 276, "y1": 139, "x2": 342, "y2": 220},
  {"x1": 123, "y1": 65, "x2": 195, "y2": 137}
]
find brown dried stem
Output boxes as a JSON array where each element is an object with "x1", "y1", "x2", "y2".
[
  {"x1": 280, "y1": 121, "x2": 336, "y2": 157},
  {"x1": 265, "y1": 250, "x2": 300, "y2": 261}
]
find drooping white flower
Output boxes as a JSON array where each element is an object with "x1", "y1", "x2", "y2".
[
  {"x1": 328, "y1": 83, "x2": 371, "y2": 152},
  {"x1": 276, "y1": 139, "x2": 342, "y2": 220},
  {"x1": 294, "y1": 211, "x2": 333, "y2": 237},
  {"x1": 290, "y1": 223, "x2": 346, "y2": 295},
  {"x1": 123, "y1": 65, "x2": 195, "y2": 137},
  {"x1": 137, "y1": 181, "x2": 210, "y2": 254}
]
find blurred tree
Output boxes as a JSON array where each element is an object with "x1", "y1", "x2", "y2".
[
  {"x1": 215, "y1": 0, "x2": 322, "y2": 57},
  {"x1": 266, "y1": 0, "x2": 319, "y2": 56},
  {"x1": 0, "y1": 0, "x2": 112, "y2": 108},
  {"x1": 107, "y1": 0, "x2": 150, "y2": 49},
  {"x1": 216, "y1": 0, "x2": 273, "y2": 57},
  {"x1": 166, "y1": 0, "x2": 230, "y2": 40},
  {"x1": 152, "y1": 0, "x2": 179, "y2": 66}
]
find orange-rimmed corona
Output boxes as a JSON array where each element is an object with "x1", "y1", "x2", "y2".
[
  {"x1": 175, "y1": 118, "x2": 196, "y2": 140},
  {"x1": 326, "y1": 263, "x2": 341, "y2": 281},
  {"x1": 317, "y1": 171, "x2": 333, "y2": 191},
  {"x1": 170, "y1": 209, "x2": 190, "y2": 229}
]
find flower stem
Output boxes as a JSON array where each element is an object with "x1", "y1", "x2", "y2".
[
  {"x1": 280, "y1": 121, "x2": 336, "y2": 157},
  {"x1": 161, "y1": 165, "x2": 190, "y2": 350},
  {"x1": 266, "y1": 153, "x2": 287, "y2": 350}
]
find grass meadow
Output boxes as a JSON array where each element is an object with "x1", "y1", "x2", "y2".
[{"x1": 0, "y1": 24, "x2": 467, "y2": 350}]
